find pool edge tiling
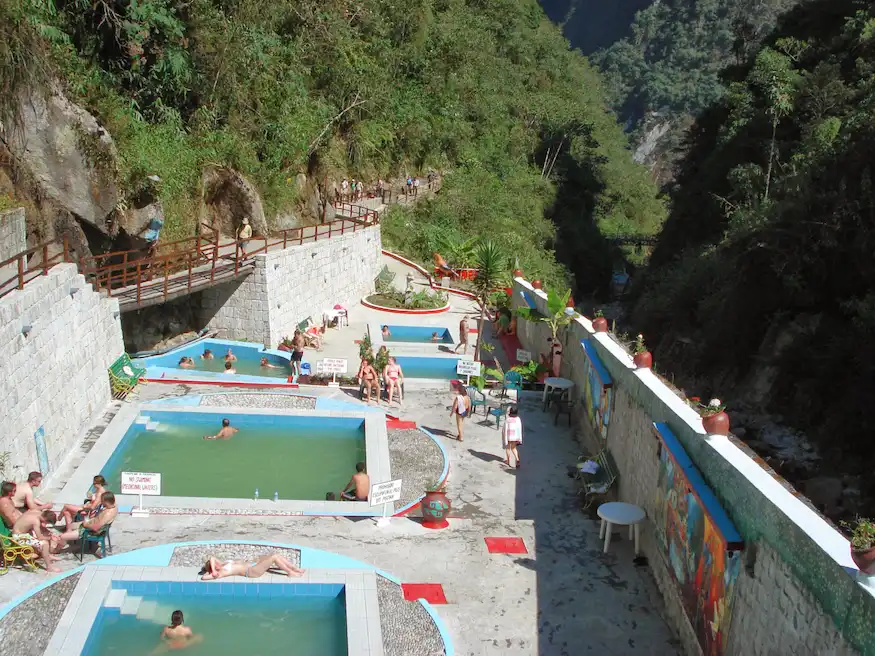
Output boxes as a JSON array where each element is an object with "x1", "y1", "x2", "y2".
[{"x1": 55, "y1": 404, "x2": 393, "y2": 517}]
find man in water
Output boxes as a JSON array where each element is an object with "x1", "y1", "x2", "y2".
[
  {"x1": 225, "y1": 348, "x2": 237, "y2": 362},
  {"x1": 222, "y1": 361, "x2": 236, "y2": 374},
  {"x1": 155, "y1": 610, "x2": 203, "y2": 652},
  {"x1": 381, "y1": 325, "x2": 391, "y2": 338},
  {"x1": 341, "y1": 462, "x2": 370, "y2": 501},
  {"x1": 455, "y1": 316, "x2": 469, "y2": 355},
  {"x1": 201, "y1": 349, "x2": 214, "y2": 360},
  {"x1": 178, "y1": 356, "x2": 196, "y2": 369},
  {"x1": 11, "y1": 471, "x2": 52, "y2": 512},
  {"x1": 204, "y1": 418, "x2": 238, "y2": 440},
  {"x1": 260, "y1": 357, "x2": 281, "y2": 369}
]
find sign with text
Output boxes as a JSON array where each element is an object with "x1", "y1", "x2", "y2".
[
  {"x1": 369, "y1": 479, "x2": 403, "y2": 506},
  {"x1": 456, "y1": 359, "x2": 482, "y2": 377},
  {"x1": 321, "y1": 358, "x2": 348, "y2": 374},
  {"x1": 121, "y1": 472, "x2": 162, "y2": 496},
  {"x1": 516, "y1": 349, "x2": 532, "y2": 363}
]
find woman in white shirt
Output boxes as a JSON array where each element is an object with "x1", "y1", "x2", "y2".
[{"x1": 502, "y1": 406, "x2": 522, "y2": 468}]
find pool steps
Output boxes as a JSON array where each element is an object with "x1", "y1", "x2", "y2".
[
  {"x1": 134, "y1": 416, "x2": 162, "y2": 431},
  {"x1": 104, "y1": 589, "x2": 166, "y2": 624}
]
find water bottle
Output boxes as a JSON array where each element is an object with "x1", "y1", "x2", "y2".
[
  {"x1": 273, "y1": 491, "x2": 279, "y2": 502},
  {"x1": 254, "y1": 488, "x2": 259, "y2": 500}
]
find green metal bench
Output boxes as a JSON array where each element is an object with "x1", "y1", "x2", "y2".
[
  {"x1": 108, "y1": 354, "x2": 145, "y2": 399},
  {"x1": 575, "y1": 449, "x2": 618, "y2": 510}
]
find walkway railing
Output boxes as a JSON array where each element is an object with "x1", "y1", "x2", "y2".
[{"x1": 0, "y1": 202, "x2": 378, "y2": 306}]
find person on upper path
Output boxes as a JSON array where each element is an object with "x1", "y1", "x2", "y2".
[
  {"x1": 341, "y1": 462, "x2": 370, "y2": 501},
  {"x1": 237, "y1": 217, "x2": 252, "y2": 258},
  {"x1": 455, "y1": 316, "x2": 470, "y2": 355},
  {"x1": 204, "y1": 418, "x2": 238, "y2": 440},
  {"x1": 11, "y1": 471, "x2": 51, "y2": 512}
]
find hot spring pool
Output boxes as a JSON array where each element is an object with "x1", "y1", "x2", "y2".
[
  {"x1": 392, "y1": 355, "x2": 461, "y2": 380},
  {"x1": 133, "y1": 338, "x2": 292, "y2": 381},
  {"x1": 101, "y1": 412, "x2": 366, "y2": 500},
  {"x1": 380, "y1": 325, "x2": 454, "y2": 344},
  {"x1": 84, "y1": 586, "x2": 347, "y2": 656}
]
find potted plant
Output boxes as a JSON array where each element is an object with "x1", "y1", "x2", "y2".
[
  {"x1": 421, "y1": 479, "x2": 451, "y2": 529},
  {"x1": 278, "y1": 336, "x2": 294, "y2": 352},
  {"x1": 512, "y1": 268, "x2": 523, "y2": 278},
  {"x1": 693, "y1": 397, "x2": 730, "y2": 435},
  {"x1": 592, "y1": 309, "x2": 609, "y2": 333},
  {"x1": 632, "y1": 334, "x2": 652, "y2": 369},
  {"x1": 846, "y1": 518, "x2": 875, "y2": 575},
  {"x1": 531, "y1": 279, "x2": 543, "y2": 290}
]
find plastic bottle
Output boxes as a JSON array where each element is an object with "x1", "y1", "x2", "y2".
[
  {"x1": 273, "y1": 491, "x2": 279, "y2": 502},
  {"x1": 254, "y1": 488, "x2": 259, "y2": 500}
]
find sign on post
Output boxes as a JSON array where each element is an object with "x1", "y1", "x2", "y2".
[
  {"x1": 320, "y1": 358, "x2": 348, "y2": 386},
  {"x1": 456, "y1": 359, "x2": 482, "y2": 385},
  {"x1": 121, "y1": 471, "x2": 161, "y2": 518},
  {"x1": 516, "y1": 349, "x2": 532, "y2": 363},
  {"x1": 369, "y1": 479, "x2": 403, "y2": 527}
]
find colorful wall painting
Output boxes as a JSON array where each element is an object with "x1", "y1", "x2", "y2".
[
  {"x1": 580, "y1": 339, "x2": 613, "y2": 441},
  {"x1": 652, "y1": 422, "x2": 744, "y2": 656}
]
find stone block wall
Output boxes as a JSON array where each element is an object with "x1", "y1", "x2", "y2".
[
  {"x1": 0, "y1": 208, "x2": 26, "y2": 261},
  {"x1": 511, "y1": 278, "x2": 872, "y2": 655},
  {"x1": 0, "y1": 263, "x2": 124, "y2": 478},
  {"x1": 200, "y1": 225, "x2": 382, "y2": 346}
]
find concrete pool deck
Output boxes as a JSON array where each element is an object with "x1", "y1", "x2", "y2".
[{"x1": 3, "y1": 386, "x2": 680, "y2": 655}]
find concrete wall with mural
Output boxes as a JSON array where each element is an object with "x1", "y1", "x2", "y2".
[
  {"x1": 200, "y1": 224, "x2": 382, "y2": 347},
  {"x1": 511, "y1": 278, "x2": 871, "y2": 656},
  {"x1": 0, "y1": 263, "x2": 124, "y2": 479}
]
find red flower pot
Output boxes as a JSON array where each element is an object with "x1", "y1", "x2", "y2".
[
  {"x1": 852, "y1": 546, "x2": 875, "y2": 575},
  {"x1": 702, "y1": 411, "x2": 730, "y2": 436},
  {"x1": 633, "y1": 351, "x2": 652, "y2": 369},
  {"x1": 532, "y1": 280, "x2": 542, "y2": 290},
  {"x1": 592, "y1": 317, "x2": 609, "y2": 333},
  {"x1": 278, "y1": 343, "x2": 293, "y2": 353},
  {"x1": 512, "y1": 269, "x2": 523, "y2": 278},
  {"x1": 503, "y1": 287, "x2": 512, "y2": 296},
  {"x1": 421, "y1": 490, "x2": 451, "y2": 529}
]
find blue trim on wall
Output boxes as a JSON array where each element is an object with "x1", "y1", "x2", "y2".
[
  {"x1": 520, "y1": 290, "x2": 538, "y2": 309},
  {"x1": 652, "y1": 422, "x2": 744, "y2": 548},
  {"x1": 581, "y1": 339, "x2": 612, "y2": 386}
]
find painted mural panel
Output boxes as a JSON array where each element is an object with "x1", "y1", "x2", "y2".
[
  {"x1": 653, "y1": 423, "x2": 743, "y2": 656},
  {"x1": 580, "y1": 340, "x2": 613, "y2": 441}
]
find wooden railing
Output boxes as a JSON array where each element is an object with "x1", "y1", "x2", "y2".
[{"x1": 0, "y1": 203, "x2": 378, "y2": 305}]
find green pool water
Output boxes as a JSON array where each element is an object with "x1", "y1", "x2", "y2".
[
  {"x1": 104, "y1": 418, "x2": 365, "y2": 500},
  {"x1": 88, "y1": 593, "x2": 347, "y2": 656}
]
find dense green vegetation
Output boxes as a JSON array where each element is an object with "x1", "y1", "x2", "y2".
[
  {"x1": 1, "y1": 0, "x2": 663, "y2": 288},
  {"x1": 631, "y1": 0, "x2": 875, "y2": 494}
]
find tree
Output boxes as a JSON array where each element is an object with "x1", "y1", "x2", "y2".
[
  {"x1": 515, "y1": 288, "x2": 575, "y2": 346},
  {"x1": 471, "y1": 241, "x2": 508, "y2": 361}
]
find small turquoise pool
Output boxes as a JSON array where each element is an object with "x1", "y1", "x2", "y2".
[
  {"x1": 84, "y1": 583, "x2": 347, "y2": 656},
  {"x1": 393, "y1": 355, "x2": 461, "y2": 380},
  {"x1": 382, "y1": 325, "x2": 454, "y2": 344},
  {"x1": 133, "y1": 338, "x2": 292, "y2": 380}
]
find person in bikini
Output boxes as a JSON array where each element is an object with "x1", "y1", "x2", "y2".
[
  {"x1": 199, "y1": 552, "x2": 304, "y2": 580},
  {"x1": 381, "y1": 325, "x2": 391, "y2": 339},
  {"x1": 341, "y1": 462, "x2": 370, "y2": 501},
  {"x1": 383, "y1": 357, "x2": 404, "y2": 405},
  {"x1": 357, "y1": 357, "x2": 380, "y2": 402},
  {"x1": 450, "y1": 384, "x2": 472, "y2": 442},
  {"x1": 60, "y1": 474, "x2": 107, "y2": 531},
  {"x1": 154, "y1": 610, "x2": 203, "y2": 652},
  {"x1": 204, "y1": 418, "x2": 238, "y2": 440}
]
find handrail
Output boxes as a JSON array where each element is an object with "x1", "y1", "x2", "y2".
[{"x1": 0, "y1": 238, "x2": 72, "y2": 295}]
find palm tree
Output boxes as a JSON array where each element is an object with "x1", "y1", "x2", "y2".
[
  {"x1": 515, "y1": 288, "x2": 574, "y2": 345},
  {"x1": 471, "y1": 241, "x2": 508, "y2": 360}
]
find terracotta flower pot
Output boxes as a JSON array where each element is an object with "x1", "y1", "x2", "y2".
[
  {"x1": 592, "y1": 317, "x2": 609, "y2": 333},
  {"x1": 852, "y1": 546, "x2": 875, "y2": 575},
  {"x1": 702, "y1": 411, "x2": 730, "y2": 436},
  {"x1": 421, "y1": 490, "x2": 451, "y2": 529},
  {"x1": 512, "y1": 269, "x2": 523, "y2": 278},
  {"x1": 532, "y1": 280, "x2": 542, "y2": 290},
  {"x1": 633, "y1": 351, "x2": 652, "y2": 369},
  {"x1": 278, "y1": 343, "x2": 293, "y2": 353}
]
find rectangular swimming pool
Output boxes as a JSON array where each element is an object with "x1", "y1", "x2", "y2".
[
  {"x1": 381, "y1": 325, "x2": 454, "y2": 344},
  {"x1": 133, "y1": 338, "x2": 292, "y2": 380},
  {"x1": 393, "y1": 355, "x2": 462, "y2": 380},
  {"x1": 84, "y1": 583, "x2": 347, "y2": 656},
  {"x1": 101, "y1": 411, "x2": 366, "y2": 500}
]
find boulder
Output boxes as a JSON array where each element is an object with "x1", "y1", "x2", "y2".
[
  {"x1": 803, "y1": 476, "x2": 844, "y2": 514},
  {"x1": 202, "y1": 168, "x2": 267, "y2": 237},
  {"x1": 2, "y1": 90, "x2": 118, "y2": 231}
]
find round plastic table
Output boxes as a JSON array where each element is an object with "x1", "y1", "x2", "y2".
[
  {"x1": 542, "y1": 376, "x2": 574, "y2": 405},
  {"x1": 597, "y1": 501, "x2": 646, "y2": 555}
]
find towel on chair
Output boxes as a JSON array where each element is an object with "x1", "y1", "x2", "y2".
[{"x1": 577, "y1": 460, "x2": 599, "y2": 475}]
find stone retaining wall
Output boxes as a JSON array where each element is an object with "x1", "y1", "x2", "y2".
[
  {"x1": 0, "y1": 208, "x2": 26, "y2": 262},
  {"x1": 512, "y1": 278, "x2": 870, "y2": 655},
  {"x1": 200, "y1": 224, "x2": 381, "y2": 347},
  {"x1": 0, "y1": 263, "x2": 124, "y2": 478}
]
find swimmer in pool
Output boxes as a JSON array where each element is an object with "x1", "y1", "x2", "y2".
[
  {"x1": 201, "y1": 349, "x2": 214, "y2": 360},
  {"x1": 199, "y1": 552, "x2": 304, "y2": 580},
  {"x1": 431, "y1": 332, "x2": 440, "y2": 342},
  {"x1": 222, "y1": 361, "x2": 236, "y2": 374},
  {"x1": 203, "y1": 418, "x2": 237, "y2": 440},
  {"x1": 178, "y1": 356, "x2": 196, "y2": 369},
  {"x1": 260, "y1": 357, "x2": 281, "y2": 369},
  {"x1": 225, "y1": 348, "x2": 237, "y2": 362},
  {"x1": 153, "y1": 610, "x2": 203, "y2": 653}
]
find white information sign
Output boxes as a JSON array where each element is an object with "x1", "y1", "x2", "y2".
[
  {"x1": 369, "y1": 479, "x2": 403, "y2": 528},
  {"x1": 456, "y1": 360, "x2": 482, "y2": 377},
  {"x1": 516, "y1": 349, "x2": 532, "y2": 363},
  {"x1": 121, "y1": 471, "x2": 161, "y2": 518},
  {"x1": 321, "y1": 358, "x2": 348, "y2": 374}
]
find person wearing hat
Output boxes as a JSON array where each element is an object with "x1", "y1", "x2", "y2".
[{"x1": 237, "y1": 217, "x2": 252, "y2": 258}]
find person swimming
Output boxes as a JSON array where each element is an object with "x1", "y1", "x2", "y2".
[
  {"x1": 201, "y1": 349, "x2": 214, "y2": 360},
  {"x1": 260, "y1": 357, "x2": 281, "y2": 369},
  {"x1": 154, "y1": 610, "x2": 203, "y2": 652},
  {"x1": 431, "y1": 332, "x2": 440, "y2": 342},
  {"x1": 204, "y1": 418, "x2": 238, "y2": 440}
]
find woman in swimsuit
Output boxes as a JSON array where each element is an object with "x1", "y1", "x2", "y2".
[
  {"x1": 199, "y1": 552, "x2": 304, "y2": 580},
  {"x1": 155, "y1": 610, "x2": 203, "y2": 652},
  {"x1": 450, "y1": 384, "x2": 472, "y2": 442},
  {"x1": 357, "y1": 356, "x2": 380, "y2": 402},
  {"x1": 383, "y1": 357, "x2": 404, "y2": 405}
]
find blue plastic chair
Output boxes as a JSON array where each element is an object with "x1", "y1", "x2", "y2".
[
  {"x1": 78, "y1": 523, "x2": 113, "y2": 561},
  {"x1": 501, "y1": 371, "x2": 523, "y2": 400},
  {"x1": 466, "y1": 387, "x2": 487, "y2": 415}
]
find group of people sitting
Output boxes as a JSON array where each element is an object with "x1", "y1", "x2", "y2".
[
  {"x1": 0, "y1": 472, "x2": 117, "y2": 572},
  {"x1": 357, "y1": 346, "x2": 405, "y2": 404}
]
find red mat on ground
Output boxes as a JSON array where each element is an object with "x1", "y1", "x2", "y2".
[
  {"x1": 484, "y1": 537, "x2": 528, "y2": 554},
  {"x1": 401, "y1": 583, "x2": 448, "y2": 604},
  {"x1": 386, "y1": 420, "x2": 417, "y2": 429},
  {"x1": 498, "y1": 332, "x2": 524, "y2": 367}
]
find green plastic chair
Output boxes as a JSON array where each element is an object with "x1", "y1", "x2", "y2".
[
  {"x1": 466, "y1": 386, "x2": 487, "y2": 415},
  {"x1": 78, "y1": 523, "x2": 113, "y2": 561},
  {"x1": 501, "y1": 371, "x2": 523, "y2": 400}
]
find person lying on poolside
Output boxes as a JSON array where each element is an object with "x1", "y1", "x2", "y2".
[
  {"x1": 260, "y1": 357, "x2": 281, "y2": 369},
  {"x1": 199, "y1": 552, "x2": 304, "y2": 580},
  {"x1": 152, "y1": 610, "x2": 203, "y2": 653},
  {"x1": 203, "y1": 418, "x2": 237, "y2": 440}
]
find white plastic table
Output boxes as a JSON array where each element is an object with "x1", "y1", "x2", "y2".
[
  {"x1": 542, "y1": 376, "x2": 574, "y2": 404},
  {"x1": 597, "y1": 502, "x2": 646, "y2": 555}
]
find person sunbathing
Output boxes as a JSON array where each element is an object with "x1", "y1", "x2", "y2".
[
  {"x1": 432, "y1": 252, "x2": 459, "y2": 279},
  {"x1": 305, "y1": 324, "x2": 325, "y2": 350},
  {"x1": 199, "y1": 552, "x2": 304, "y2": 580}
]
